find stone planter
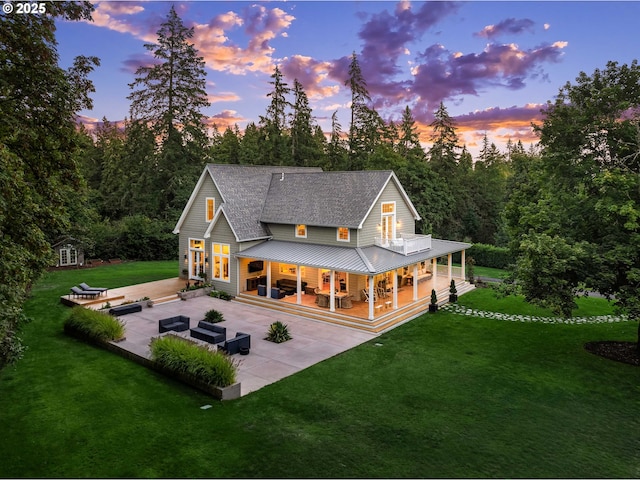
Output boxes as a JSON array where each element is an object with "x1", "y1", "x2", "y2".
[
  {"x1": 178, "y1": 286, "x2": 213, "y2": 300},
  {"x1": 449, "y1": 294, "x2": 458, "y2": 303},
  {"x1": 429, "y1": 304, "x2": 438, "y2": 313}
]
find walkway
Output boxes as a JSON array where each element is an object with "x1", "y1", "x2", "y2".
[
  {"x1": 442, "y1": 303, "x2": 630, "y2": 324},
  {"x1": 115, "y1": 295, "x2": 377, "y2": 397}
]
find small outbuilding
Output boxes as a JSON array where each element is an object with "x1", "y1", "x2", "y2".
[{"x1": 51, "y1": 236, "x2": 85, "y2": 268}]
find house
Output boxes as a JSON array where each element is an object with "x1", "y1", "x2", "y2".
[
  {"x1": 51, "y1": 236, "x2": 85, "y2": 268},
  {"x1": 173, "y1": 164, "x2": 472, "y2": 330}
]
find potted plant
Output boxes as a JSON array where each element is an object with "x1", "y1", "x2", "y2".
[
  {"x1": 266, "y1": 321, "x2": 292, "y2": 343},
  {"x1": 449, "y1": 279, "x2": 458, "y2": 303},
  {"x1": 429, "y1": 289, "x2": 438, "y2": 313}
]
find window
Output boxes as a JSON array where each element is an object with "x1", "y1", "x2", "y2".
[
  {"x1": 212, "y1": 242, "x2": 230, "y2": 282},
  {"x1": 337, "y1": 227, "x2": 350, "y2": 242},
  {"x1": 206, "y1": 197, "x2": 215, "y2": 222},
  {"x1": 382, "y1": 202, "x2": 395, "y2": 214},
  {"x1": 279, "y1": 264, "x2": 305, "y2": 276},
  {"x1": 295, "y1": 224, "x2": 307, "y2": 238}
]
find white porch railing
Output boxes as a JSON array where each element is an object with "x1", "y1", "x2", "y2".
[
  {"x1": 436, "y1": 264, "x2": 463, "y2": 279},
  {"x1": 374, "y1": 234, "x2": 432, "y2": 255}
]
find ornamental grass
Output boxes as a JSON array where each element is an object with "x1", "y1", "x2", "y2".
[{"x1": 64, "y1": 306, "x2": 125, "y2": 342}]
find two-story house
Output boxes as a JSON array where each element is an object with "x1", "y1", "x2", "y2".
[{"x1": 173, "y1": 164, "x2": 472, "y2": 331}]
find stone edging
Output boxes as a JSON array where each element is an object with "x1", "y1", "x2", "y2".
[{"x1": 441, "y1": 303, "x2": 630, "y2": 325}]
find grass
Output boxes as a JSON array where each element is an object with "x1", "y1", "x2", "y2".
[{"x1": 1, "y1": 261, "x2": 639, "y2": 478}]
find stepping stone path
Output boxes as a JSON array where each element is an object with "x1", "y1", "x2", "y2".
[{"x1": 441, "y1": 303, "x2": 630, "y2": 325}]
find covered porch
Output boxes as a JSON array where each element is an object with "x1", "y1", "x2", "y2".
[{"x1": 235, "y1": 239, "x2": 472, "y2": 326}]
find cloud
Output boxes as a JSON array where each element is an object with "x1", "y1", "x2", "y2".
[
  {"x1": 207, "y1": 109, "x2": 246, "y2": 131},
  {"x1": 280, "y1": 55, "x2": 340, "y2": 99},
  {"x1": 475, "y1": 18, "x2": 536, "y2": 39},
  {"x1": 409, "y1": 41, "x2": 567, "y2": 120},
  {"x1": 455, "y1": 104, "x2": 544, "y2": 132},
  {"x1": 208, "y1": 92, "x2": 241, "y2": 103},
  {"x1": 88, "y1": 1, "x2": 147, "y2": 36}
]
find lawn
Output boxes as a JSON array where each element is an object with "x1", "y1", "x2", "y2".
[{"x1": 1, "y1": 261, "x2": 639, "y2": 478}]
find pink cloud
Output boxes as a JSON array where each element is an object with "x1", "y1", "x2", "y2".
[{"x1": 280, "y1": 55, "x2": 339, "y2": 99}]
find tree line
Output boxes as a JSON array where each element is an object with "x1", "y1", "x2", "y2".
[{"x1": 1, "y1": 3, "x2": 638, "y2": 367}]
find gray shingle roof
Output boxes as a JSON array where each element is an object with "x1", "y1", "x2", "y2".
[
  {"x1": 207, "y1": 164, "x2": 322, "y2": 241},
  {"x1": 260, "y1": 170, "x2": 394, "y2": 228}
]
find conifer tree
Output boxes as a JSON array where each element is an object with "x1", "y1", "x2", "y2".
[
  {"x1": 345, "y1": 52, "x2": 372, "y2": 170},
  {"x1": 260, "y1": 65, "x2": 292, "y2": 165}
]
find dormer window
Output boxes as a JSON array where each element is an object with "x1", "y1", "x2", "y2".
[
  {"x1": 295, "y1": 224, "x2": 307, "y2": 238},
  {"x1": 337, "y1": 227, "x2": 350, "y2": 242},
  {"x1": 206, "y1": 197, "x2": 215, "y2": 222}
]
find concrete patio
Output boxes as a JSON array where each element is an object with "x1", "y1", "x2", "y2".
[{"x1": 115, "y1": 295, "x2": 378, "y2": 397}]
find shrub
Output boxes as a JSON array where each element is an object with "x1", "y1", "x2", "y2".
[
  {"x1": 204, "y1": 309, "x2": 224, "y2": 323},
  {"x1": 430, "y1": 289, "x2": 438, "y2": 306},
  {"x1": 266, "y1": 321, "x2": 292, "y2": 343},
  {"x1": 467, "y1": 243, "x2": 512, "y2": 269},
  {"x1": 209, "y1": 290, "x2": 233, "y2": 301},
  {"x1": 449, "y1": 279, "x2": 457, "y2": 295},
  {"x1": 149, "y1": 335, "x2": 237, "y2": 387},
  {"x1": 64, "y1": 307, "x2": 125, "y2": 342}
]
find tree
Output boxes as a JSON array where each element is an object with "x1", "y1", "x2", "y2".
[
  {"x1": 127, "y1": 5, "x2": 210, "y2": 218},
  {"x1": 260, "y1": 65, "x2": 292, "y2": 165},
  {"x1": 345, "y1": 52, "x2": 372, "y2": 170},
  {"x1": 128, "y1": 5, "x2": 209, "y2": 146},
  {"x1": 290, "y1": 79, "x2": 321, "y2": 166},
  {"x1": 508, "y1": 61, "x2": 640, "y2": 345},
  {"x1": 428, "y1": 102, "x2": 460, "y2": 177},
  {"x1": 0, "y1": 1, "x2": 98, "y2": 368}
]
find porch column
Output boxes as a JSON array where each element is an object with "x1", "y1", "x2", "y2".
[
  {"x1": 330, "y1": 270, "x2": 336, "y2": 312},
  {"x1": 368, "y1": 274, "x2": 375, "y2": 320},
  {"x1": 296, "y1": 265, "x2": 302, "y2": 305},
  {"x1": 447, "y1": 253, "x2": 453, "y2": 284},
  {"x1": 461, "y1": 250, "x2": 466, "y2": 282},
  {"x1": 412, "y1": 263, "x2": 418, "y2": 301},
  {"x1": 266, "y1": 261, "x2": 272, "y2": 294},
  {"x1": 432, "y1": 257, "x2": 438, "y2": 291},
  {"x1": 392, "y1": 270, "x2": 398, "y2": 309}
]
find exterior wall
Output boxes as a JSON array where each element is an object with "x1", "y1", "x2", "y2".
[
  {"x1": 177, "y1": 174, "x2": 223, "y2": 278},
  {"x1": 208, "y1": 214, "x2": 238, "y2": 297},
  {"x1": 358, "y1": 180, "x2": 416, "y2": 247},
  {"x1": 268, "y1": 223, "x2": 356, "y2": 247}
]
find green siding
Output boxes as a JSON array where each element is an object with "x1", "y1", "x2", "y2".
[
  {"x1": 358, "y1": 181, "x2": 416, "y2": 247},
  {"x1": 268, "y1": 223, "x2": 355, "y2": 246},
  {"x1": 208, "y1": 214, "x2": 238, "y2": 296}
]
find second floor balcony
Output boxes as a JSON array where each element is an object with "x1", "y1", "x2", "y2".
[{"x1": 374, "y1": 233, "x2": 432, "y2": 256}]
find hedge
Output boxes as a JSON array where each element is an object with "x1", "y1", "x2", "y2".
[{"x1": 467, "y1": 243, "x2": 512, "y2": 269}]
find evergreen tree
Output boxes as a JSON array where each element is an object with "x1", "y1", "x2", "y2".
[
  {"x1": 345, "y1": 52, "x2": 372, "y2": 170},
  {"x1": 290, "y1": 79, "x2": 318, "y2": 166},
  {"x1": 127, "y1": 5, "x2": 210, "y2": 218},
  {"x1": 239, "y1": 122, "x2": 263, "y2": 165},
  {"x1": 260, "y1": 65, "x2": 292, "y2": 165},
  {"x1": 428, "y1": 102, "x2": 459, "y2": 177},
  {"x1": 327, "y1": 111, "x2": 348, "y2": 171},
  {"x1": 398, "y1": 106, "x2": 426, "y2": 162}
]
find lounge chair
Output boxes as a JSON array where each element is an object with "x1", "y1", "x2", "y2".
[
  {"x1": 79, "y1": 282, "x2": 108, "y2": 295},
  {"x1": 70, "y1": 286, "x2": 100, "y2": 299}
]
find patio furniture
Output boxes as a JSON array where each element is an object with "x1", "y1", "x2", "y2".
[
  {"x1": 219, "y1": 332, "x2": 251, "y2": 355},
  {"x1": 271, "y1": 287, "x2": 286, "y2": 299},
  {"x1": 79, "y1": 282, "x2": 108, "y2": 295},
  {"x1": 109, "y1": 303, "x2": 142, "y2": 316},
  {"x1": 276, "y1": 279, "x2": 307, "y2": 295},
  {"x1": 341, "y1": 295, "x2": 354, "y2": 309},
  {"x1": 257, "y1": 284, "x2": 267, "y2": 296},
  {"x1": 317, "y1": 293, "x2": 329, "y2": 307},
  {"x1": 70, "y1": 286, "x2": 100, "y2": 299},
  {"x1": 361, "y1": 289, "x2": 377, "y2": 303},
  {"x1": 190, "y1": 321, "x2": 226, "y2": 344},
  {"x1": 158, "y1": 315, "x2": 190, "y2": 333}
]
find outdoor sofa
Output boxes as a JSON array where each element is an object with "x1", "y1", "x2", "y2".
[
  {"x1": 276, "y1": 279, "x2": 307, "y2": 295},
  {"x1": 190, "y1": 321, "x2": 226, "y2": 344},
  {"x1": 219, "y1": 332, "x2": 251, "y2": 355},
  {"x1": 109, "y1": 303, "x2": 142, "y2": 316},
  {"x1": 158, "y1": 315, "x2": 190, "y2": 333}
]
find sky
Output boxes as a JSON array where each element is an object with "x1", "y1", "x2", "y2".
[{"x1": 55, "y1": 0, "x2": 640, "y2": 157}]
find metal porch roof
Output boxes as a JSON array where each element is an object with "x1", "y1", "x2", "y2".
[{"x1": 235, "y1": 239, "x2": 471, "y2": 275}]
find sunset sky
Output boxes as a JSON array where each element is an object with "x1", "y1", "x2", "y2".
[{"x1": 55, "y1": 1, "x2": 640, "y2": 157}]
